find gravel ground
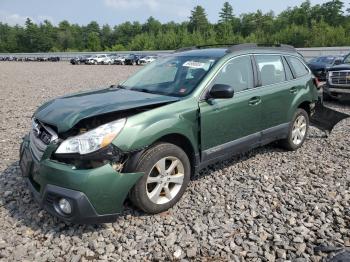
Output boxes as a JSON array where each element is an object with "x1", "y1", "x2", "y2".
[{"x1": 0, "y1": 62, "x2": 349, "y2": 262}]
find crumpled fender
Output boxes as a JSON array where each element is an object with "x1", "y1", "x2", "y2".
[{"x1": 310, "y1": 100, "x2": 350, "y2": 133}]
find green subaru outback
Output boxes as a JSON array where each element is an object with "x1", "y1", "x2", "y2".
[{"x1": 20, "y1": 44, "x2": 320, "y2": 223}]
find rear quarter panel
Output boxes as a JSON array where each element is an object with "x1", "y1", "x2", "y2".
[{"x1": 287, "y1": 76, "x2": 318, "y2": 121}]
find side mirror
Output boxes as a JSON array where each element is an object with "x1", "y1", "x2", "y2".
[{"x1": 208, "y1": 84, "x2": 234, "y2": 99}]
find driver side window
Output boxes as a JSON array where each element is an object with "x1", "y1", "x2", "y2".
[{"x1": 212, "y1": 55, "x2": 254, "y2": 93}]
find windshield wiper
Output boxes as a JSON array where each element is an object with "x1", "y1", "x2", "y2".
[
  {"x1": 109, "y1": 84, "x2": 126, "y2": 89},
  {"x1": 130, "y1": 88, "x2": 157, "y2": 94}
]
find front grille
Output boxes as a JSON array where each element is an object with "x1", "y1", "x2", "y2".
[
  {"x1": 330, "y1": 71, "x2": 350, "y2": 87},
  {"x1": 29, "y1": 119, "x2": 58, "y2": 160}
]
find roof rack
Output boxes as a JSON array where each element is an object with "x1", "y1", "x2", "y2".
[
  {"x1": 226, "y1": 43, "x2": 296, "y2": 53},
  {"x1": 174, "y1": 43, "x2": 296, "y2": 53},
  {"x1": 174, "y1": 43, "x2": 237, "y2": 52}
]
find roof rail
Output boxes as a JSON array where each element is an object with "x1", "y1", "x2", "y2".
[
  {"x1": 226, "y1": 43, "x2": 296, "y2": 53},
  {"x1": 174, "y1": 43, "x2": 297, "y2": 54},
  {"x1": 175, "y1": 43, "x2": 238, "y2": 53},
  {"x1": 197, "y1": 43, "x2": 239, "y2": 49}
]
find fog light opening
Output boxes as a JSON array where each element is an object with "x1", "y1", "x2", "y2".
[{"x1": 57, "y1": 198, "x2": 72, "y2": 215}]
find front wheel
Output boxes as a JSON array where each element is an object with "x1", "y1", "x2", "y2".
[
  {"x1": 129, "y1": 143, "x2": 191, "y2": 214},
  {"x1": 280, "y1": 108, "x2": 309, "y2": 151}
]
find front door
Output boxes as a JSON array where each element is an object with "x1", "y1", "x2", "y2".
[{"x1": 199, "y1": 55, "x2": 262, "y2": 163}]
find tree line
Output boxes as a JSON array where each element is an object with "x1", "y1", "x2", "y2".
[{"x1": 0, "y1": 0, "x2": 350, "y2": 53}]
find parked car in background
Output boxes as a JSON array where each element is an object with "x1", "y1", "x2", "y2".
[
  {"x1": 101, "y1": 55, "x2": 114, "y2": 65},
  {"x1": 86, "y1": 54, "x2": 109, "y2": 65},
  {"x1": 114, "y1": 55, "x2": 127, "y2": 65},
  {"x1": 124, "y1": 54, "x2": 142, "y2": 65},
  {"x1": 37, "y1": 57, "x2": 48, "y2": 62},
  {"x1": 48, "y1": 56, "x2": 60, "y2": 62},
  {"x1": 139, "y1": 56, "x2": 157, "y2": 65},
  {"x1": 325, "y1": 53, "x2": 350, "y2": 100},
  {"x1": 70, "y1": 56, "x2": 89, "y2": 65},
  {"x1": 25, "y1": 57, "x2": 35, "y2": 62},
  {"x1": 308, "y1": 56, "x2": 344, "y2": 81}
]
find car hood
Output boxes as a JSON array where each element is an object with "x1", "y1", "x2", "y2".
[
  {"x1": 34, "y1": 88, "x2": 180, "y2": 133},
  {"x1": 308, "y1": 63, "x2": 329, "y2": 70},
  {"x1": 328, "y1": 64, "x2": 350, "y2": 71}
]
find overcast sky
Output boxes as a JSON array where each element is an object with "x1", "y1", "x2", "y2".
[{"x1": 0, "y1": 0, "x2": 346, "y2": 26}]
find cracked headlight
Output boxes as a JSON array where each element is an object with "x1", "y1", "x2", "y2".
[{"x1": 56, "y1": 118, "x2": 126, "y2": 155}]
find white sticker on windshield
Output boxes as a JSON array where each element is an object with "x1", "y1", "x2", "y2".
[{"x1": 183, "y1": 61, "x2": 206, "y2": 68}]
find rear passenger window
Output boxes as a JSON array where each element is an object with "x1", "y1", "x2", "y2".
[
  {"x1": 287, "y1": 57, "x2": 309, "y2": 78},
  {"x1": 282, "y1": 57, "x2": 294, "y2": 80},
  {"x1": 212, "y1": 55, "x2": 254, "y2": 93},
  {"x1": 255, "y1": 55, "x2": 286, "y2": 86}
]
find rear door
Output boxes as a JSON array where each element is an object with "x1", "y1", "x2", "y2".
[
  {"x1": 254, "y1": 54, "x2": 296, "y2": 140},
  {"x1": 199, "y1": 55, "x2": 263, "y2": 162}
]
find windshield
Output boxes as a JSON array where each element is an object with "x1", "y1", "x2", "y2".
[
  {"x1": 121, "y1": 55, "x2": 218, "y2": 97},
  {"x1": 318, "y1": 56, "x2": 335, "y2": 64},
  {"x1": 344, "y1": 54, "x2": 350, "y2": 64}
]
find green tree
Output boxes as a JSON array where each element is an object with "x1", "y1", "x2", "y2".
[
  {"x1": 219, "y1": 2, "x2": 234, "y2": 23},
  {"x1": 87, "y1": 32, "x2": 101, "y2": 51},
  {"x1": 110, "y1": 43, "x2": 126, "y2": 51},
  {"x1": 101, "y1": 24, "x2": 112, "y2": 49},
  {"x1": 188, "y1": 5, "x2": 209, "y2": 33},
  {"x1": 56, "y1": 20, "x2": 74, "y2": 51},
  {"x1": 143, "y1": 17, "x2": 162, "y2": 34}
]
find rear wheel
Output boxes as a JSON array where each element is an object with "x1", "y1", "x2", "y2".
[
  {"x1": 280, "y1": 108, "x2": 309, "y2": 151},
  {"x1": 129, "y1": 143, "x2": 190, "y2": 214}
]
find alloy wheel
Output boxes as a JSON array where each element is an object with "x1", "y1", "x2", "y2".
[
  {"x1": 146, "y1": 156, "x2": 185, "y2": 205},
  {"x1": 292, "y1": 115, "x2": 307, "y2": 145}
]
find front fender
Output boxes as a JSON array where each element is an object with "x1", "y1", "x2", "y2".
[{"x1": 113, "y1": 98, "x2": 199, "y2": 153}]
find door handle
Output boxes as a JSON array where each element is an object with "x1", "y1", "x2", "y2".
[
  {"x1": 290, "y1": 87, "x2": 298, "y2": 94},
  {"x1": 249, "y1": 96, "x2": 261, "y2": 106}
]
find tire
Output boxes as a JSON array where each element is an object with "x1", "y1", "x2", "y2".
[
  {"x1": 280, "y1": 108, "x2": 309, "y2": 151},
  {"x1": 129, "y1": 143, "x2": 191, "y2": 214}
]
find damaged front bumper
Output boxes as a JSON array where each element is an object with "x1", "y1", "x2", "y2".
[{"x1": 19, "y1": 136, "x2": 144, "y2": 224}]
